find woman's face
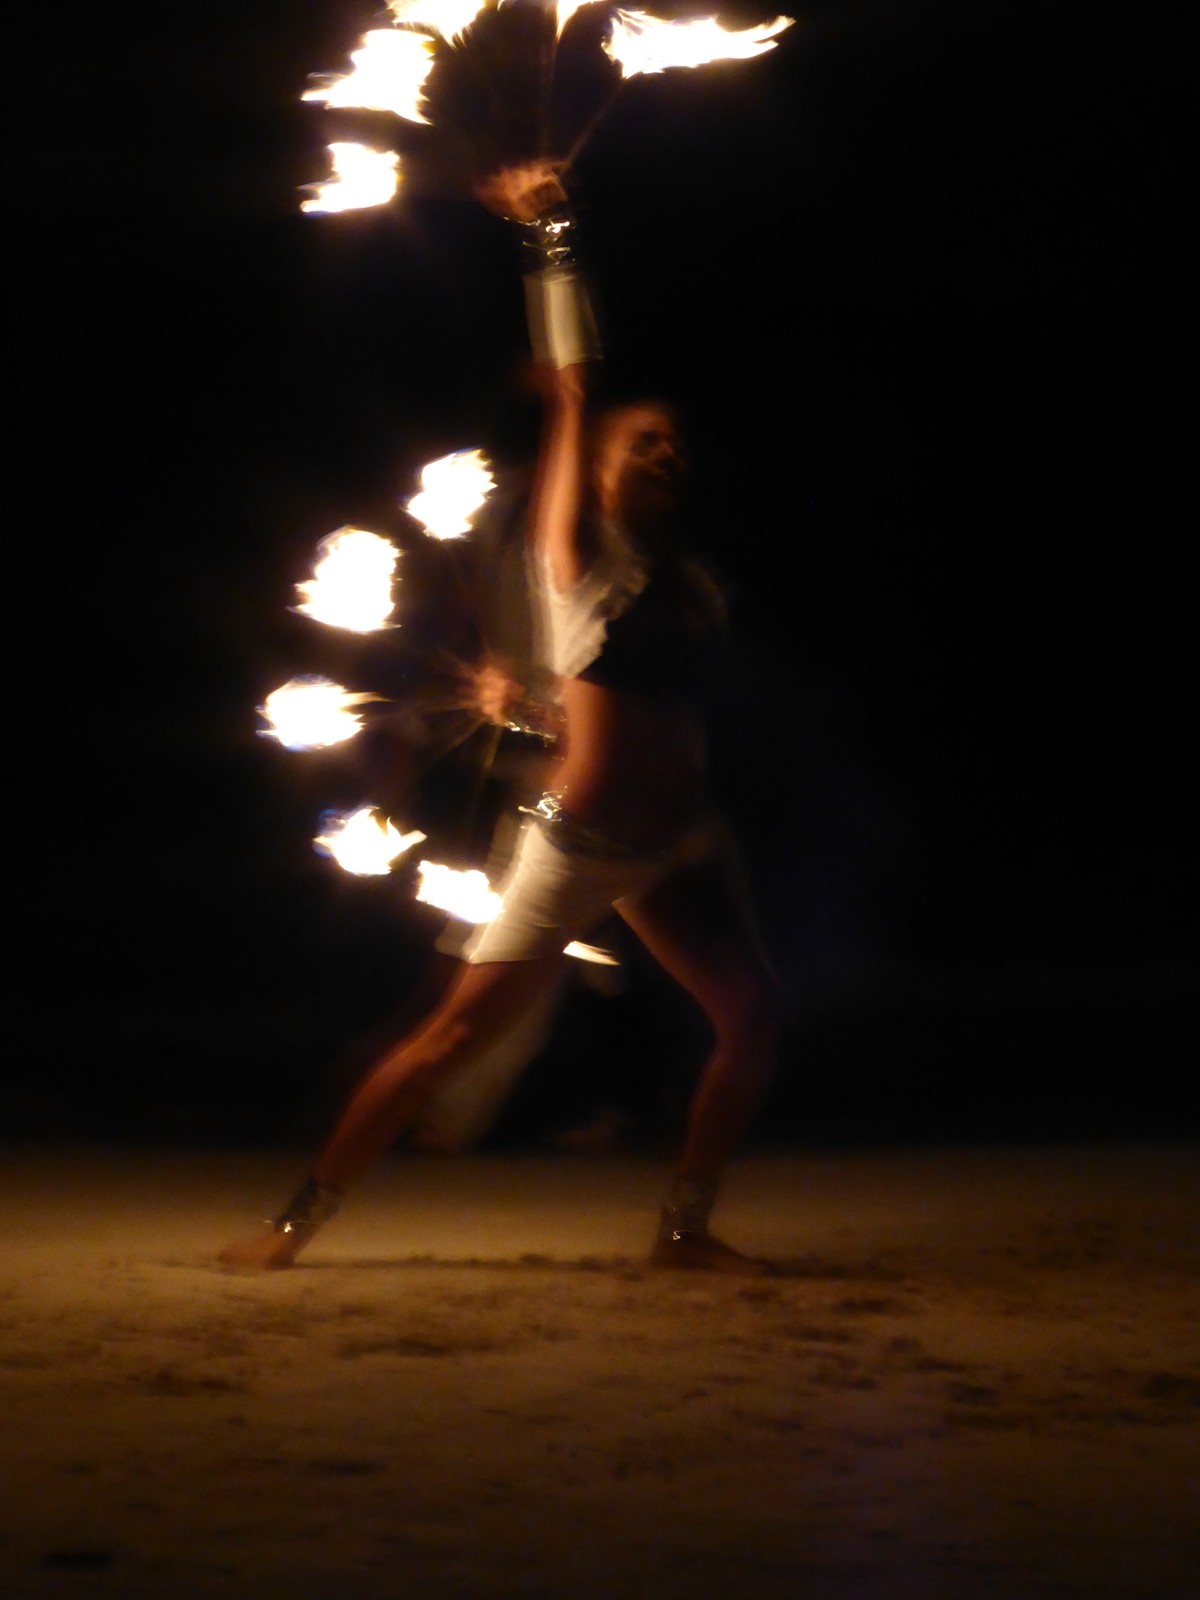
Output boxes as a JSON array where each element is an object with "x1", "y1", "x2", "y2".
[{"x1": 594, "y1": 405, "x2": 686, "y2": 527}]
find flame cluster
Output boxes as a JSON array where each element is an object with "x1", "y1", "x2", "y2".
[
  {"x1": 259, "y1": 448, "x2": 494, "y2": 753},
  {"x1": 268, "y1": 1, "x2": 793, "y2": 972},
  {"x1": 307, "y1": 808, "x2": 613, "y2": 965},
  {"x1": 318, "y1": 821, "x2": 619, "y2": 964},
  {"x1": 301, "y1": 2, "x2": 793, "y2": 212}
]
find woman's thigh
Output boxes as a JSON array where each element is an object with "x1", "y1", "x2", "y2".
[
  {"x1": 406, "y1": 953, "x2": 566, "y2": 1063},
  {"x1": 615, "y1": 833, "x2": 779, "y2": 1021}
]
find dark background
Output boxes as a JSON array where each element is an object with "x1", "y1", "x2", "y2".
[{"x1": 8, "y1": 0, "x2": 1193, "y2": 1147}]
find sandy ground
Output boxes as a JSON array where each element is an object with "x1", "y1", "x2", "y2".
[{"x1": 1, "y1": 1142, "x2": 1197, "y2": 1600}]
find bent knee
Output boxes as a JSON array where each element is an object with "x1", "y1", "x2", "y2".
[
  {"x1": 709, "y1": 979, "x2": 783, "y2": 1051},
  {"x1": 386, "y1": 1014, "x2": 480, "y2": 1094}
]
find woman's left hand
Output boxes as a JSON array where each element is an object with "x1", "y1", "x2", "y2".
[
  {"x1": 462, "y1": 657, "x2": 523, "y2": 725},
  {"x1": 475, "y1": 163, "x2": 567, "y2": 223}
]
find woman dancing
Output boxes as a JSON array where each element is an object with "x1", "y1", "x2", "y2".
[{"x1": 221, "y1": 172, "x2": 782, "y2": 1272}]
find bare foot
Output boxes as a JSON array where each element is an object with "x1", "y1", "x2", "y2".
[
  {"x1": 649, "y1": 1228, "x2": 769, "y2": 1276},
  {"x1": 217, "y1": 1229, "x2": 303, "y2": 1271}
]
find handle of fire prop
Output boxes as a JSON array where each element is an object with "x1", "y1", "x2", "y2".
[
  {"x1": 524, "y1": 267, "x2": 601, "y2": 369},
  {"x1": 519, "y1": 207, "x2": 601, "y2": 369}
]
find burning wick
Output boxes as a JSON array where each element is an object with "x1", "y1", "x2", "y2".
[
  {"x1": 413, "y1": 860, "x2": 618, "y2": 965},
  {"x1": 415, "y1": 860, "x2": 503, "y2": 922},
  {"x1": 302, "y1": 29, "x2": 437, "y2": 122},
  {"x1": 320, "y1": 848, "x2": 619, "y2": 967},
  {"x1": 315, "y1": 806, "x2": 427, "y2": 876},
  {"x1": 294, "y1": 527, "x2": 400, "y2": 633},
  {"x1": 301, "y1": 143, "x2": 402, "y2": 214},
  {"x1": 564, "y1": 941, "x2": 620, "y2": 966},
  {"x1": 562, "y1": 8, "x2": 795, "y2": 169},
  {"x1": 604, "y1": 10, "x2": 793, "y2": 77},
  {"x1": 405, "y1": 449, "x2": 496, "y2": 540},
  {"x1": 259, "y1": 678, "x2": 380, "y2": 751}
]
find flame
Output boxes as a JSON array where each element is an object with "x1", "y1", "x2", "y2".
[
  {"x1": 300, "y1": 143, "x2": 402, "y2": 214},
  {"x1": 387, "y1": 0, "x2": 491, "y2": 44},
  {"x1": 302, "y1": 29, "x2": 437, "y2": 122},
  {"x1": 413, "y1": 861, "x2": 620, "y2": 965},
  {"x1": 415, "y1": 861, "x2": 504, "y2": 921},
  {"x1": 259, "y1": 678, "x2": 378, "y2": 750},
  {"x1": 294, "y1": 527, "x2": 400, "y2": 633},
  {"x1": 604, "y1": 9, "x2": 793, "y2": 77},
  {"x1": 563, "y1": 940, "x2": 619, "y2": 965},
  {"x1": 405, "y1": 449, "x2": 496, "y2": 540},
  {"x1": 316, "y1": 806, "x2": 427, "y2": 875},
  {"x1": 556, "y1": 0, "x2": 601, "y2": 38}
]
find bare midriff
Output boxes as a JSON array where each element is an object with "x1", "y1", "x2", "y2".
[{"x1": 548, "y1": 676, "x2": 708, "y2": 851}]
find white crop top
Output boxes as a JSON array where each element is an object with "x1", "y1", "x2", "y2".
[{"x1": 535, "y1": 522, "x2": 648, "y2": 680}]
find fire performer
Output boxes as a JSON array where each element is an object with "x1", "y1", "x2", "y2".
[{"x1": 222, "y1": 165, "x2": 781, "y2": 1272}]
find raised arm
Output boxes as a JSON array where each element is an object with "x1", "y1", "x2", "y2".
[
  {"x1": 476, "y1": 163, "x2": 600, "y2": 594},
  {"x1": 529, "y1": 362, "x2": 589, "y2": 593}
]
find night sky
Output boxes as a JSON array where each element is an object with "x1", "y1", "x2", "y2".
[{"x1": 10, "y1": 0, "x2": 1193, "y2": 1145}]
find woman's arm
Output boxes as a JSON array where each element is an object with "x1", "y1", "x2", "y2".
[
  {"x1": 475, "y1": 163, "x2": 599, "y2": 592},
  {"x1": 529, "y1": 363, "x2": 589, "y2": 593}
]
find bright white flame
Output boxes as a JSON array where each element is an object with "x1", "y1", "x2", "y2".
[
  {"x1": 294, "y1": 527, "x2": 400, "y2": 633},
  {"x1": 604, "y1": 9, "x2": 792, "y2": 76},
  {"x1": 316, "y1": 806, "x2": 427, "y2": 875},
  {"x1": 405, "y1": 449, "x2": 496, "y2": 540},
  {"x1": 413, "y1": 861, "x2": 620, "y2": 964},
  {"x1": 302, "y1": 30, "x2": 436, "y2": 122},
  {"x1": 415, "y1": 861, "x2": 503, "y2": 921},
  {"x1": 387, "y1": 0, "x2": 490, "y2": 43},
  {"x1": 301, "y1": 142, "x2": 402, "y2": 214},
  {"x1": 563, "y1": 940, "x2": 620, "y2": 965},
  {"x1": 259, "y1": 678, "x2": 377, "y2": 750},
  {"x1": 556, "y1": 0, "x2": 601, "y2": 38}
]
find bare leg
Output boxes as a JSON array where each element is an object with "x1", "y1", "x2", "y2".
[
  {"x1": 312, "y1": 956, "x2": 561, "y2": 1190},
  {"x1": 219, "y1": 955, "x2": 563, "y2": 1269},
  {"x1": 617, "y1": 838, "x2": 782, "y2": 1268}
]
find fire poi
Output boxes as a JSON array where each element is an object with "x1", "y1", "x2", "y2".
[
  {"x1": 259, "y1": 677, "x2": 381, "y2": 751},
  {"x1": 405, "y1": 449, "x2": 498, "y2": 541},
  {"x1": 315, "y1": 805, "x2": 427, "y2": 875},
  {"x1": 293, "y1": 527, "x2": 401, "y2": 632}
]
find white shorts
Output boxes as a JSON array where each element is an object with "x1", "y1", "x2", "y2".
[{"x1": 461, "y1": 813, "x2": 719, "y2": 964}]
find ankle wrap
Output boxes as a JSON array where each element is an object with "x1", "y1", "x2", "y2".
[
  {"x1": 272, "y1": 1177, "x2": 343, "y2": 1243},
  {"x1": 663, "y1": 1178, "x2": 718, "y2": 1239}
]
